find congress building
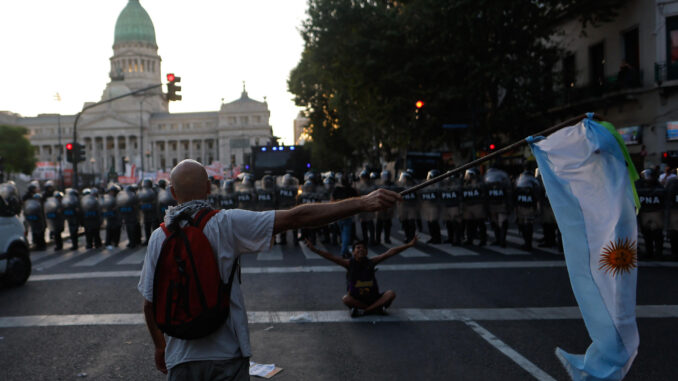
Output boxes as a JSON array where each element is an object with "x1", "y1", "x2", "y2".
[{"x1": 2, "y1": 0, "x2": 272, "y2": 182}]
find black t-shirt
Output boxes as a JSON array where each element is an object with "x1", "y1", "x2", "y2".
[
  {"x1": 331, "y1": 185, "x2": 358, "y2": 201},
  {"x1": 346, "y1": 257, "x2": 379, "y2": 300}
]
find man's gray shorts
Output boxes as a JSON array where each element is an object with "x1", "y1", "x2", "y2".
[{"x1": 168, "y1": 357, "x2": 250, "y2": 381}]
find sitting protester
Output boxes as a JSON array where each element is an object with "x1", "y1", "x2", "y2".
[{"x1": 305, "y1": 236, "x2": 417, "y2": 317}]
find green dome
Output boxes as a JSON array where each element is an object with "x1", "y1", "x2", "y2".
[{"x1": 114, "y1": 0, "x2": 156, "y2": 45}]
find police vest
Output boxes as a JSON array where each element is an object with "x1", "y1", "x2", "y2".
[
  {"x1": 256, "y1": 191, "x2": 275, "y2": 209},
  {"x1": 638, "y1": 187, "x2": 665, "y2": 212},
  {"x1": 420, "y1": 191, "x2": 438, "y2": 202},
  {"x1": 219, "y1": 196, "x2": 236, "y2": 210},
  {"x1": 487, "y1": 185, "x2": 506, "y2": 204},
  {"x1": 462, "y1": 187, "x2": 483, "y2": 203},
  {"x1": 440, "y1": 190, "x2": 460, "y2": 207},
  {"x1": 299, "y1": 194, "x2": 316, "y2": 204},
  {"x1": 237, "y1": 193, "x2": 253, "y2": 203},
  {"x1": 514, "y1": 188, "x2": 536, "y2": 208},
  {"x1": 402, "y1": 192, "x2": 417, "y2": 203}
]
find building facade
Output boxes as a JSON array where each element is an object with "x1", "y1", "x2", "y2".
[
  {"x1": 3, "y1": 0, "x2": 272, "y2": 179},
  {"x1": 549, "y1": 0, "x2": 678, "y2": 170}
]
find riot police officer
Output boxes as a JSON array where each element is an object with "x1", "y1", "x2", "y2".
[
  {"x1": 666, "y1": 174, "x2": 678, "y2": 259},
  {"x1": 138, "y1": 179, "x2": 159, "y2": 245},
  {"x1": 256, "y1": 175, "x2": 277, "y2": 211},
  {"x1": 277, "y1": 173, "x2": 299, "y2": 244},
  {"x1": 22, "y1": 181, "x2": 39, "y2": 202},
  {"x1": 24, "y1": 193, "x2": 46, "y2": 250},
  {"x1": 462, "y1": 168, "x2": 488, "y2": 246},
  {"x1": 319, "y1": 174, "x2": 339, "y2": 245},
  {"x1": 419, "y1": 169, "x2": 443, "y2": 244},
  {"x1": 62, "y1": 188, "x2": 80, "y2": 250},
  {"x1": 484, "y1": 167, "x2": 511, "y2": 247},
  {"x1": 157, "y1": 179, "x2": 176, "y2": 221},
  {"x1": 397, "y1": 171, "x2": 418, "y2": 242},
  {"x1": 236, "y1": 174, "x2": 256, "y2": 210},
  {"x1": 44, "y1": 191, "x2": 65, "y2": 251},
  {"x1": 298, "y1": 180, "x2": 318, "y2": 244},
  {"x1": 80, "y1": 188, "x2": 102, "y2": 249},
  {"x1": 440, "y1": 174, "x2": 463, "y2": 245},
  {"x1": 42, "y1": 180, "x2": 55, "y2": 200},
  {"x1": 357, "y1": 169, "x2": 376, "y2": 244},
  {"x1": 117, "y1": 185, "x2": 141, "y2": 249},
  {"x1": 637, "y1": 168, "x2": 666, "y2": 259},
  {"x1": 103, "y1": 184, "x2": 122, "y2": 249},
  {"x1": 208, "y1": 177, "x2": 220, "y2": 209},
  {"x1": 376, "y1": 170, "x2": 395, "y2": 244},
  {"x1": 219, "y1": 179, "x2": 238, "y2": 210},
  {"x1": 514, "y1": 166, "x2": 541, "y2": 251}
]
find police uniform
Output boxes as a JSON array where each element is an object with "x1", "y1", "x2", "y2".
[
  {"x1": 376, "y1": 170, "x2": 395, "y2": 244},
  {"x1": 236, "y1": 174, "x2": 256, "y2": 211},
  {"x1": 157, "y1": 179, "x2": 177, "y2": 221},
  {"x1": 62, "y1": 189, "x2": 80, "y2": 250},
  {"x1": 637, "y1": 170, "x2": 666, "y2": 258},
  {"x1": 298, "y1": 180, "x2": 319, "y2": 244},
  {"x1": 535, "y1": 169, "x2": 560, "y2": 249},
  {"x1": 276, "y1": 174, "x2": 299, "y2": 244},
  {"x1": 80, "y1": 189, "x2": 102, "y2": 249},
  {"x1": 44, "y1": 193, "x2": 65, "y2": 251},
  {"x1": 24, "y1": 193, "x2": 46, "y2": 250},
  {"x1": 462, "y1": 169, "x2": 487, "y2": 246},
  {"x1": 419, "y1": 170, "x2": 443, "y2": 244},
  {"x1": 138, "y1": 180, "x2": 159, "y2": 245},
  {"x1": 484, "y1": 168, "x2": 511, "y2": 247},
  {"x1": 439, "y1": 176, "x2": 463, "y2": 245},
  {"x1": 397, "y1": 171, "x2": 418, "y2": 242},
  {"x1": 117, "y1": 186, "x2": 141, "y2": 248},
  {"x1": 666, "y1": 177, "x2": 678, "y2": 258},
  {"x1": 255, "y1": 175, "x2": 277, "y2": 212},
  {"x1": 219, "y1": 179, "x2": 238, "y2": 211},
  {"x1": 514, "y1": 171, "x2": 540, "y2": 251},
  {"x1": 103, "y1": 185, "x2": 122, "y2": 248},
  {"x1": 357, "y1": 170, "x2": 376, "y2": 244}
]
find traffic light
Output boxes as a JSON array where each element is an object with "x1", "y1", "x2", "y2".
[
  {"x1": 415, "y1": 100, "x2": 424, "y2": 109},
  {"x1": 489, "y1": 143, "x2": 496, "y2": 151},
  {"x1": 167, "y1": 73, "x2": 182, "y2": 101},
  {"x1": 66, "y1": 143, "x2": 74, "y2": 163},
  {"x1": 75, "y1": 143, "x2": 86, "y2": 163}
]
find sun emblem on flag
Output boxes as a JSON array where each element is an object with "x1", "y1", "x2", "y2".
[{"x1": 598, "y1": 238, "x2": 637, "y2": 276}]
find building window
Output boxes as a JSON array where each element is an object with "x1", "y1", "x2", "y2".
[
  {"x1": 240, "y1": 116, "x2": 249, "y2": 125},
  {"x1": 254, "y1": 116, "x2": 261, "y2": 123},
  {"x1": 620, "y1": 27, "x2": 640, "y2": 88},
  {"x1": 589, "y1": 42, "x2": 605, "y2": 89},
  {"x1": 228, "y1": 117, "x2": 236, "y2": 125}
]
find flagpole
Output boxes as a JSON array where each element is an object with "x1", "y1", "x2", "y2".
[{"x1": 400, "y1": 113, "x2": 602, "y2": 195}]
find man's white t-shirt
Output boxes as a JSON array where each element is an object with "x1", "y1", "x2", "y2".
[{"x1": 138, "y1": 209, "x2": 274, "y2": 369}]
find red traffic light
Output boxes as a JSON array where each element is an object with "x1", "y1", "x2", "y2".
[
  {"x1": 167, "y1": 73, "x2": 176, "y2": 83},
  {"x1": 489, "y1": 144, "x2": 496, "y2": 150},
  {"x1": 415, "y1": 100, "x2": 424, "y2": 109},
  {"x1": 66, "y1": 143, "x2": 73, "y2": 150}
]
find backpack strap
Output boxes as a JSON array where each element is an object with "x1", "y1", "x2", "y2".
[{"x1": 195, "y1": 209, "x2": 220, "y2": 230}]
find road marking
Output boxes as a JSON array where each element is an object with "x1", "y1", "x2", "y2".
[
  {"x1": 2, "y1": 305, "x2": 677, "y2": 328},
  {"x1": 116, "y1": 247, "x2": 147, "y2": 265},
  {"x1": 384, "y1": 238, "x2": 430, "y2": 258},
  {"x1": 256, "y1": 245, "x2": 283, "y2": 261},
  {"x1": 33, "y1": 249, "x2": 89, "y2": 270},
  {"x1": 29, "y1": 251, "x2": 55, "y2": 262},
  {"x1": 464, "y1": 319, "x2": 557, "y2": 381},
  {"x1": 73, "y1": 248, "x2": 119, "y2": 267},
  {"x1": 485, "y1": 245, "x2": 530, "y2": 256},
  {"x1": 299, "y1": 242, "x2": 322, "y2": 259},
  {"x1": 26, "y1": 259, "x2": 678, "y2": 281}
]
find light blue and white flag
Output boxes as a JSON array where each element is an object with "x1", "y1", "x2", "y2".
[{"x1": 528, "y1": 115, "x2": 639, "y2": 380}]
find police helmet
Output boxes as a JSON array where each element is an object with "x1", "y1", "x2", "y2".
[
  {"x1": 641, "y1": 168, "x2": 655, "y2": 181},
  {"x1": 142, "y1": 179, "x2": 153, "y2": 189},
  {"x1": 222, "y1": 179, "x2": 235, "y2": 193},
  {"x1": 0, "y1": 182, "x2": 22, "y2": 216},
  {"x1": 323, "y1": 176, "x2": 336, "y2": 189},
  {"x1": 124, "y1": 185, "x2": 135, "y2": 193},
  {"x1": 66, "y1": 188, "x2": 79, "y2": 197},
  {"x1": 304, "y1": 171, "x2": 316, "y2": 183},
  {"x1": 107, "y1": 184, "x2": 121, "y2": 194},
  {"x1": 54, "y1": 191, "x2": 64, "y2": 199},
  {"x1": 370, "y1": 171, "x2": 378, "y2": 180},
  {"x1": 82, "y1": 188, "x2": 91, "y2": 196},
  {"x1": 27, "y1": 182, "x2": 39, "y2": 193},
  {"x1": 157, "y1": 179, "x2": 168, "y2": 189},
  {"x1": 426, "y1": 169, "x2": 442, "y2": 181},
  {"x1": 302, "y1": 180, "x2": 314, "y2": 193},
  {"x1": 262, "y1": 175, "x2": 275, "y2": 190},
  {"x1": 90, "y1": 188, "x2": 98, "y2": 197},
  {"x1": 534, "y1": 168, "x2": 541, "y2": 179},
  {"x1": 380, "y1": 170, "x2": 392, "y2": 182},
  {"x1": 359, "y1": 169, "x2": 370, "y2": 180},
  {"x1": 32, "y1": 193, "x2": 42, "y2": 200},
  {"x1": 282, "y1": 173, "x2": 296, "y2": 187},
  {"x1": 464, "y1": 168, "x2": 480, "y2": 181},
  {"x1": 242, "y1": 173, "x2": 255, "y2": 186},
  {"x1": 399, "y1": 171, "x2": 413, "y2": 183},
  {"x1": 44, "y1": 180, "x2": 55, "y2": 190}
]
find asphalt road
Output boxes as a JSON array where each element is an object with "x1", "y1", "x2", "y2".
[{"x1": 1, "y1": 225, "x2": 677, "y2": 380}]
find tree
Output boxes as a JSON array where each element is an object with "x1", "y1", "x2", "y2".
[
  {"x1": 288, "y1": 0, "x2": 626, "y2": 171},
  {"x1": 0, "y1": 125, "x2": 37, "y2": 175}
]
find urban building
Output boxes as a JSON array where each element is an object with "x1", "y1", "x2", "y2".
[
  {"x1": 2, "y1": 0, "x2": 272, "y2": 181},
  {"x1": 549, "y1": 0, "x2": 678, "y2": 170},
  {"x1": 293, "y1": 111, "x2": 310, "y2": 145}
]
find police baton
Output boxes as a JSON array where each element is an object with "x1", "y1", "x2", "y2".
[{"x1": 400, "y1": 113, "x2": 603, "y2": 195}]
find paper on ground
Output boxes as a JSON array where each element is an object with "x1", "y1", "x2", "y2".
[{"x1": 250, "y1": 361, "x2": 283, "y2": 379}]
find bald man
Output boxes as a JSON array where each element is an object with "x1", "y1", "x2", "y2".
[{"x1": 138, "y1": 160, "x2": 401, "y2": 380}]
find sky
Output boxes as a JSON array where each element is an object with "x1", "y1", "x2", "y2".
[{"x1": 0, "y1": 0, "x2": 308, "y2": 144}]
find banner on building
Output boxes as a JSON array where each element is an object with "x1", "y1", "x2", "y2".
[{"x1": 32, "y1": 162, "x2": 57, "y2": 180}]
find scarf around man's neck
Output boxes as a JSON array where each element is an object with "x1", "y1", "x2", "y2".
[{"x1": 164, "y1": 199, "x2": 212, "y2": 229}]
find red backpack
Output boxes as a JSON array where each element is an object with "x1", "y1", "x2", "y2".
[{"x1": 153, "y1": 208, "x2": 239, "y2": 340}]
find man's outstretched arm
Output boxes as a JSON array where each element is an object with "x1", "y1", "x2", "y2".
[
  {"x1": 371, "y1": 236, "x2": 418, "y2": 265},
  {"x1": 274, "y1": 188, "x2": 401, "y2": 234},
  {"x1": 143, "y1": 300, "x2": 168, "y2": 374},
  {"x1": 305, "y1": 239, "x2": 349, "y2": 268}
]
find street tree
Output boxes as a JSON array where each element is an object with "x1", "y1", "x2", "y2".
[{"x1": 0, "y1": 125, "x2": 37, "y2": 175}]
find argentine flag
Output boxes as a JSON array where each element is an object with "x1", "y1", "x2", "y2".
[{"x1": 529, "y1": 115, "x2": 639, "y2": 380}]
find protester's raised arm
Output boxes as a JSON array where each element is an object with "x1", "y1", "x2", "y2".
[
  {"x1": 372, "y1": 236, "x2": 417, "y2": 265},
  {"x1": 305, "y1": 239, "x2": 349, "y2": 268},
  {"x1": 274, "y1": 188, "x2": 400, "y2": 234}
]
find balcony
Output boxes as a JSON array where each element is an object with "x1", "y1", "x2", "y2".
[
  {"x1": 655, "y1": 61, "x2": 678, "y2": 85},
  {"x1": 550, "y1": 69, "x2": 644, "y2": 111}
]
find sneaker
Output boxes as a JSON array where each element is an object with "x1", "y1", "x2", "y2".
[
  {"x1": 350, "y1": 308, "x2": 363, "y2": 318},
  {"x1": 106, "y1": 245, "x2": 114, "y2": 250}
]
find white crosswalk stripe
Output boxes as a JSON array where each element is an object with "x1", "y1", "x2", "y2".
[
  {"x1": 116, "y1": 247, "x2": 147, "y2": 265},
  {"x1": 33, "y1": 249, "x2": 89, "y2": 270},
  {"x1": 73, "y1": 248, "x2": 118, "y2": 267},
  {"x1": 415, "y1": 233, "x2": 478, "y2": 257},
  {"x1": 299, "y1": 242, "x2": 322, "y2": 259},
  {"x1": 385, "y1": 237, "x2": 430, "y2": 257}
]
